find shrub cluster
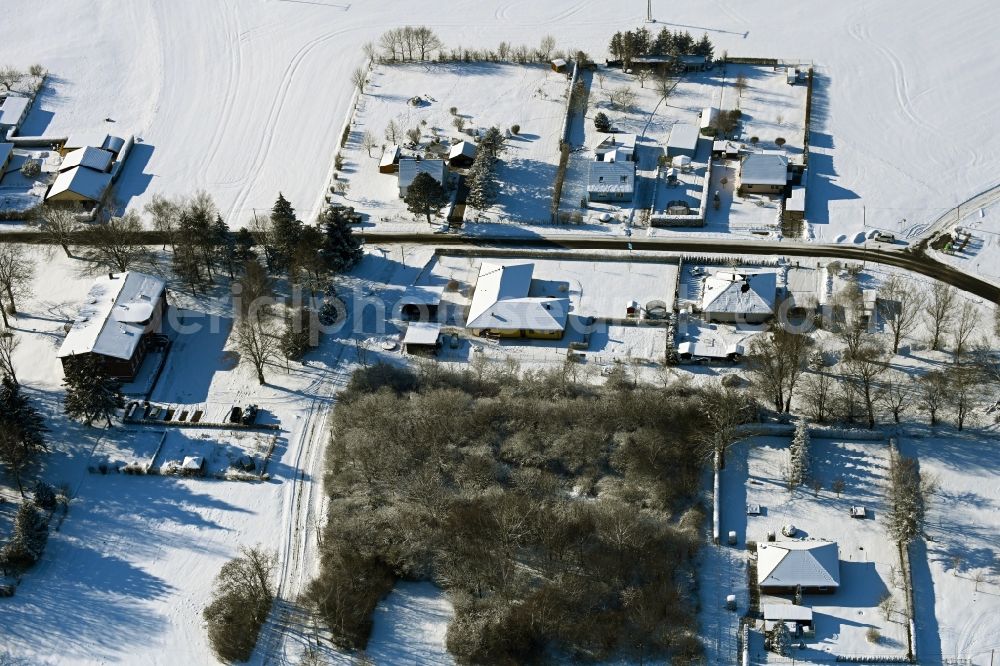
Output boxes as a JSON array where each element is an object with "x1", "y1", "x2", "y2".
[{"x1": 307, "y1": 362, "x2": 719, "y2": 663}]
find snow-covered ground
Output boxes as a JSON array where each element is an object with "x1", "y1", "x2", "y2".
[
  {"x1": 336, "y1": 62, "x2": 568, "y2": 227},
  {"x1": 1, "y1": 0, "x2": 998, "y2": 263},
  {"x1": 927, "y1": 198, "x2": 1000, "y2": 287}
]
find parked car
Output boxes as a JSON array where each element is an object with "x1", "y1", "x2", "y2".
[{"x1": 874, "y1": 231, "x2": 895, "y2": 242}]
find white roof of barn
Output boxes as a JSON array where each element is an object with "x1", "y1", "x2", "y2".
[
  {"x1": 741, "y1": 153, "x2": 789, "y2": 186},
  {"x1": 701, "y1": 270, "x2": 777, "y2": 316},
  {"x1": 58, "y1": 272, "x2": 166, "y2": 361},
  {"x1": 46, "y1": 166, "x2": 112, "y2": 202},
  {"x1": 0, "y1": 95, "x2": 29, "y2": 126},
  {"x1": 449, "y1": 140, "x2": 477, "y2": 161},
  {"x1": 758, "y1": 541, "x2": 840, "y2": 589},
  {"x1": 667, "y1": 123, "x2": 700, "y2": 152},
  {"x1": 466, "y1": 262, "x2": 568, "y2": 332},
  {"x1": 60, "y1": 147, "x2": 114, "y2": 173},
  {"x1": 398, "y1": 158, "x2": 446, "y2": 189},
  {"x1": 403, "y1": 321, "x2": 442, "y2": 346}
]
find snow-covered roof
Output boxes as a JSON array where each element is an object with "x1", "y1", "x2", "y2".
[
  {"x1": 0, "y1": 142, "x2": 12, "y2": 167},
  {"x1": 102, "y1": 134, "x2": 126, "y2": 155},
  {"x1": 666, "y1": 123, "x2": 700, "y2": 153},
  {"x1": 466, "y1": 262, "x2": 568, "y2": 332},
  {"x1": 762, "y1": 604, "x2": 814, "y2": 621},
  {"x1": 700, "y1": 107, "x2": 718, "y2": 129},
  {"x1": 398, "y1": 158, "x2": 446, "y2": 189},
  {"x1": 182, "y1": 456, "x2": 204, "y2": 470},
  {"x1": 758, "y1": 541, "x2": 840, "y2": 589},
  {"x1": 551, "y1": 58, "x2": 567, "y2": 68},
  {"x1": 588, "y1": 160, "x2": 634, "y2": 194},
  {"x1": 403, "y1": 321, "x2": 441, "y2": 346},
  {"x1": 787, "y1": 186, "x2": 806, "y2": 212},
  {"x1": 380, "y1": 144, "x2": 400, "y2": 168},
  {"x1": 678, "y1": 339, "x2": 744, "y2": 358},
  {"x1": 58, "y1": 272, "x2": 166, "y2": 361},
  {"x1": 701, "y1": 270, "x2": 777, "y2": 316},
  {"x1": 400, "y1": 284, "x2": 444, "y2": 307},
  {"x1": 448, "y1": 140, "x2": 477, "y2": 161},
  {"x1": 594, "y1": 133, "x2": 636, "y2": 159},
  {"x1": 741, "y1": 153, "x2": 789, "y2": 186},
  {"x1": 60, "y1": 147, "x2": 114, "y2": 173},
  {"x1": 0, "y1": 95, "x2": 30, "y2": 127},
  {"x1": 46, "y1": 166, "x2": 112, "y2": 202},
  {"x1": 713, "y1": 139, "x2": 741, "y2": 155}
]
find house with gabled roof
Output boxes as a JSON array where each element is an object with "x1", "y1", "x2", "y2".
[
  {"x1": 739, "y1": 152, "x2": 789, "y2": 194},
  {"x1": 700, "y1": 270, "x2": 777, "y2": 324}
]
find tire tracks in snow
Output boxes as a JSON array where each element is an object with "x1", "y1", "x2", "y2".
[
  {"x1": 199, "y1": 0, "x2": 245, "y2": 187},
  {"x1": 226, "y1": 26, "x2": 354, "y2": 224}
]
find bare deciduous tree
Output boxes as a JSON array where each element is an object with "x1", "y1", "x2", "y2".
[
  {"x1": 350, "y1": 66, "x2": 367, "y2": 93},
  {"x1": 947, "y1": 364, "x2": 979, "y2": 430},
  {"x1": 81, "y1": 210, "x2": 148, "y2": 272},
  {"x1": 0, "y1": 329, "x2": 19, "y2": 383},
  {"x1": 950, "y1": 299, "x2": 980, "y2": 363},
  {"x1": 880, "y1": 370, "x2": 910, "y2": 423},
  {"x1": 0, "y1": 244, "x2": 35, "y2": 324},
  {"x1": 924, "y1": 282, "x2": 956, "y2": 350},
  {"x1": 609, "y1": 86, "x2": 636, "y2": 110},
  {"x1": 878, "y1": 274, "x2": 925, "y2": 354},
  {"x1": 596, "y1": 72, "x2": 606, "y2": 89},
  {"x1": 33, "y1": 205, "x2": 82, "y2": 257},
  {"x1": 917, "y1": 369, "x2": 949, "y2": 425},
  {"x1": 234, "y1": 313, "x2": 280, "y2": 385},
  {"x1": 747, "y1": 324, "x2": 810, "y2": 413},
  {"x1": 361, "y1": 130, "x2": 377, "y2": 157},
  {"x1": 144, "y1": 193, "x2": 182, "y2": 251},
  {"x1": 538, "y1": 35, "x2": 556, "y2": 61},
  {"x1": 845, "y1": 337, "x2": 888, "y2": 429},
  {"x1": 384, "y1": 119, "x2": 400, "y2": 144},
  {"x1": 635, "y1": 68, "x2": 649, "y2": 88},
  {"x1": 800, "y1": 371, "x2": 834, "y2": 423}
]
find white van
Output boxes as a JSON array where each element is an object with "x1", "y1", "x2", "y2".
[{"x1": 874, "y1": 231, "x2": 895, "y2": 242}]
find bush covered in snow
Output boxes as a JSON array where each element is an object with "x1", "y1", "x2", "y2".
[{"x1": 306, "y1": 362, "x2": 729, "y2": 663}]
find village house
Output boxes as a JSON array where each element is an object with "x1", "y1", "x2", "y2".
[
  {"x1": 447, "y1": 140, "x2": 477, "y2": 169},
  {"x1": 465, "y1": 262, "x2": 568, "y2": 339},
  {"x1": 57, "y1": 272, "x2": 168, "y2": 381},
  {"x1": 738, "y1": 152, "x2": 789, "y2": 194},
  {"x1": 398, "y1": 158, "x2": 447, "y2": 198},
  {"x1": 757, "y1": 540, "x2": 841, "y2": 595},
  {"x1": 700, "y1": 270, "x2": 778, "y2": 324},
  {"x1": 45, "y1": 166, "x2": 112, "y2": 205},
  {"x1": 588, "y1": 133, "x2": 636, "y2": 203}
]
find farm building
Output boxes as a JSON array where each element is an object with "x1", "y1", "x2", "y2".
[
  {"x1": 398, "y1": 284, "x2": 445, "y2": 321},
  {"x1": 0, "y1": 142, "x2": 12, "y2": 173},
  {"x1": 738, "y1": 152, "x2": 789, "y2": 194},
  {"x1": 402, "y1": 321, "x2": 441, "y2": 354},
  {"x1": 757, "y1": 541, "x2": 841, "y2": 594},
  {"x1": 379, "y1": 144, "x2": 401, "y2": 173},
  {"x1": 0, "y1": 94, "x2": 30, "y2": 137},
  {"x1": 465, "y1": 262, "x2": 568, "y2": 339},
  {"x1": 678, "y1": 54, "x2": 711, "y2": 71},
  {"x1": 60, "y1": 146, "x2": 114, "y2": 173},
  {"x1": 57, "y1": 271, "x2": 168, "y2": 381},
  {"x1": 45, "y1": 166, "x2": 112, "y2": 204},
  {"x1": 700, "y1": 270, "x2": 777, "y2": 324},
  {"x1": 550, "y1": 58, "x2": 568, "y2": 73},
  {"x1": 398, "y1": 158, "x2": 447, "y2": 197},
  {"x1": 447, "y1": 140, "x2": 477, "y2": 168},
  {"x1": 666, "y1": 123, "x2": 700, "y2": 159}
]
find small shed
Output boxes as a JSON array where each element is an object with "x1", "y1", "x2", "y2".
[
  {"x1": 448, "y1": 140, "x2": 477, "y2": 168},
  {"x1": 181, "y1": 456, "x2": 206, "y2": 476},
  {"x1": 784, "y1": 186, "x2": 806, "y2": 223},
  {"x1": 379, "y1": 144, "x2": 401, "y2": 174},
  {"x1": 403, "y1": 321, "x2": 442, "y2": 354},
  {"x1": 625, "y1": 300, "x2": 640, "y2": 318},
  {"x1": 550, "y1": 58, "x2": 568, "y2": 73},
  {"x1": 0, "y1": 95, "x2": 30, "y2": 136},
  {"x1": 712, "y1": 140, "x2": 741, "y2": 159},
  {"x1": 762, "y1": 604, "x2": 814, "y2": 636},
  {"x1": 786, "y1": 67, "x2": 798, "y2": 85},
  {"x1": 666, "y1": 123, "x2": 700, "y2": 159},
  {"x1": 700, "y1": 107, "x2": 719, "y2": 131},
  {"x1": 671, "y1": 154, "x2": 692, "y2": 169}
]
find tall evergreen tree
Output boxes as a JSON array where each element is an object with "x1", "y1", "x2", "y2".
[
  {"x1": 478, "y1": 126, "x2": 507, "y2": 161},
  {"x1": 694, "y1": 33, "x2": 714, "y2": 59},
  {"x1": 214, "y1": 214, "x2": 236, "y2": 279},
  {"x1": 403, "y1": 172, "x2": 447, "y2": 224},
  {"x1": 234, "y1": 228, "x2": 257, "y2": 264},
  {"x1": 269, "y1": 193, "x2": 302, "y2": 272},
  {"x1": 319, "y1": 207, "x2": 363, "y2": 273},
  {"x1": 62, "y1": 355, "x2": 124, "y2": 427},
  {"x1": 788, "y1": 419, "x2": 811, "y2": 488},
  {"x1": 0, "y1": 375, "x2": 47, "y2": 496}
]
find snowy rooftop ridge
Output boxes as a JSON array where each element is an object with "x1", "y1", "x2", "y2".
[
  {"x1": 58, "y1": 271, "x2": 166, "y2": 361},
  {"x1": 60, "y1": 146, "x2": 113, "y2": 173},
  {"x1": 465, "y1": 262, "x2": 568, "y2": 332},
  {"x1": 757, "y1": 540, "x2": 840, "y2": 589},
  {"x1": 701, "y1": 270, "x2": 777, "y2": 316},
  {"x1": 46, "y1": 166, "x2": 112, "y2": 202}
]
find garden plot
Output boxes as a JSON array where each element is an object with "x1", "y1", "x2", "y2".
[
  {"x1": 898, "y1": 431, "x2": 1000, "y2": 665},
  {"x1": 743, "y1": 437, "x2": 908, "y2": 661},
  {"x1": 722, "y1": 64, "x2": 808, "y2": 159},
  {"x1": 336, "y1": 62, "x2": 568, "y2": 227}
]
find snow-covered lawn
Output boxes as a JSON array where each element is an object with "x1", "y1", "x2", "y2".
[
  {"x1": 899, "y1": 430, "x2": 1000, "y2": 665},
  {"x1": 335, "y1": 61, "x2": 569, "y2": 227}
]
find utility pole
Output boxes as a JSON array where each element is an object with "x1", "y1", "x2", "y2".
[{"x1": 646, "y1": 0, "x2": 654, "y2": 22}]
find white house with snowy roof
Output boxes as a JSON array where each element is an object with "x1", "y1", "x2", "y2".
[
  {"x1": 57, "y1": 272, "x2": 168, "y2": 380},
  {"x1": 757, "y1": 540, "x2": 840, "y2": 594},
  {"x1": 700, "y1": 270, "x2": 777, "y2": 324},
  {"x1": 465, "y1": 262, "x2": 568, "y2": 339}
]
